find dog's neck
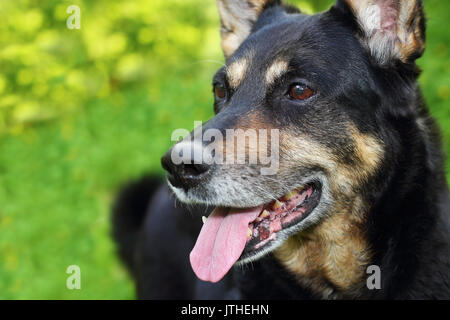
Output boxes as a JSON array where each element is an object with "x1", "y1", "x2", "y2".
[
  {"x1": 273, "y1": 193, "x2": 372, "y2": 299},
  {"x1": 240, "y1": 94, "x2": 449, "y2": 299}
]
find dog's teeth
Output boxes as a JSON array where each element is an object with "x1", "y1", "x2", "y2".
[
  {"x1": 247, "y1": 227, "x2": 252, "y2": 239},
  {"x1": 260, "y1": 210, "x2": 270, "y2": 218},
  {"x1": 202, "y1": 216, "x2": 207, "y2": 224},
  {"x1": 284, "y1": 190, "x2": 297, "y2": 200},
  {"x1": 273, "y1": 200, "x2": 283, "y2": 209},
  {"x1": 297, "y1": 185, "x2": 306, "y2": 193}
]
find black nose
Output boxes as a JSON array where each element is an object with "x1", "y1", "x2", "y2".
[{"x1": 161, "y1": 148, "x2": 211, "y2": 190}]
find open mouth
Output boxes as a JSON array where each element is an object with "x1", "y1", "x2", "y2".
[
  {"x1": 189, "y1": 181, "x2": 322, "y2": 283},
  {"x1": 242, "y1": 182, "x2": 321, "y2": 257}
]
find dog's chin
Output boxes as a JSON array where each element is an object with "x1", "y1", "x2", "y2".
[{"x1": 168, "y1": 174, "x2": 330, "y2": 265}]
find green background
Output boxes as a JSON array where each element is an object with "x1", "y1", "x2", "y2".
[{"x1": 0, "y1": 0, "x2": 448, "y2": 299}]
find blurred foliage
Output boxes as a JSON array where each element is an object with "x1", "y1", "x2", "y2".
[
  {"x1": 0, "y1": 0, "x2": 221, "y2": 133},
  {"x1": 0, "y1": 0, "x2": 447, "y2": 133},
  {"x1": 0, "y1": 0, "x2": 448, "y2": 299}
]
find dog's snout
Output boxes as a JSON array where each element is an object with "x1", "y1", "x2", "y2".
[{"x1": 161, "y1": 144, "x2": 212, "y2": 190}]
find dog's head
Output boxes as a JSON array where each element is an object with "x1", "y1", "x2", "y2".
[{"x1": 162, "y1": 0, "x2": 426, "y2": 285}]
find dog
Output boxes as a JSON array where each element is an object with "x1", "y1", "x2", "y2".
[{"x1": 112, "y1": 0, "x2": 450, "y2": 299}]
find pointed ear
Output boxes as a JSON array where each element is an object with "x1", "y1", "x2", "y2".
[
  {"x1": 335, "y1": 0, "x2": 426, "y2": 65},
  {"x1": 216, "y1": 0, "x2": 281, "y2": 58}
]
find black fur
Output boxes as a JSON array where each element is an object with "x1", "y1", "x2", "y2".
[{"x1": 112, "y1": 0, "x2": 450, "y2": 299}]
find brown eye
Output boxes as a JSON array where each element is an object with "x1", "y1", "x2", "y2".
[
  {"x1": 214, "y1": 84, "x2": 226, "y2": 99},
  {"x1": 289, "y1": 84, "x2": 314, "y2": 100}
]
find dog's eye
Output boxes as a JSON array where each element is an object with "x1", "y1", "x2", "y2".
[
  {"x1": 289, "y1": 84, "x2": 314, "y2": 101},
  {"x1": 213, "y1": 83, "x2": 226, "y2": 100}
]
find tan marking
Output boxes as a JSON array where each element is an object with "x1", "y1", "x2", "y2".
[
  {"x1": 349, "y1": 125, "x2": 384, "y2": 177},
  {"x1": 279, "y1": 132, "x2": 353, "y2": 192},
  {"x1": 279, "y1": 125, "x2": 383, "y2": 193},
  {"x1": 272, "y1": 125, "x2": 384, "y2": 297},
  {"x1": 227, "y1": 58, "x2": 249, "y2": 88},
  {"x1": 274, "y1": 204, "x2": 371, "y2": 297},
  {"x1": 265, "y1": 59, "x2": 289, "y2": 85}
]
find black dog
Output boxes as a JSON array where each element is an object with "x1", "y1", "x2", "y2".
[{"x1": 113, "y1": 0, "x2": 450, "y2": 299}]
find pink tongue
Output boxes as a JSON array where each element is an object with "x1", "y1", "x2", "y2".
[{"x1": 189, "y1": 206, "x2": 263, "y2": 283}]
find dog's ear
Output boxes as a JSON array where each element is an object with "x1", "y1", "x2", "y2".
[
  {"x1": 216, "y1": 0, "x2": 282, "y2": 58},
  {"x1": 335, "y1": 0, "x2": 425, "y2": 65}
]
